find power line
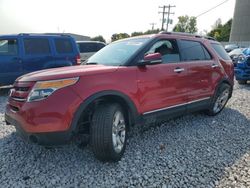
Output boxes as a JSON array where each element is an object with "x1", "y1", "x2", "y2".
[{"x1": 196, "y1": 0, "x2": 230, "y2": 18}]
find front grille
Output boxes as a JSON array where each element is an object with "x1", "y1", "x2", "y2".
[
  {"x1": 10, "y1": 82, "x2": 34, "y2": 102},
  {"x1": 14, "y1": 86, "x2": 29, "y2": 92}
]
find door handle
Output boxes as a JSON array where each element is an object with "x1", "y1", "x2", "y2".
[
  {"x1": 211, "y1": 64, "x2": 219, "y2": 68},
  {"x1": 174, "y1": 67, "x2": 185, "y2": 73}
]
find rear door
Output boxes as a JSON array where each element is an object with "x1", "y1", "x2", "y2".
[
  {"x1": 178, "y1": 40, "x2": 215, "y2": 109},
  {"x1": 0, "y1": 37, "x2": 22, "y2": 85},
  {"x1": 137, "y1": 39, "x2": 189, "y2": 115},
  {"x1": 21, "y1": 37, "x2": 53, "y2": 74}
]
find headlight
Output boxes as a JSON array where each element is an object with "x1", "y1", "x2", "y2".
[
  {"x1": 27, "y1": 77, "x2": 79, "y2": 102},
  {"x1": 238, "y1": 55, "x2": 246, "y2": 63}
]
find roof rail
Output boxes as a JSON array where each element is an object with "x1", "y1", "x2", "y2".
[
  {"x1": 18, "y1": 33, "x2": 71, "y2": 37},
  {"x1": 204, "y1": 36, "x2": 216, "y2": 41},
  {"x1": 159, "y1": 31, "x2": 217, "y2": 41}
]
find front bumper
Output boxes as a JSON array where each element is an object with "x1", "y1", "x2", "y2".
[
  {"x1": 235, "y1": 68, "x2": 250, "y2": 80},
  {"x1": 5, "y1": 113, "x2": 72, "y2": 146},
  {"x1": 5, "y1": 84, "x2": 83, "y2": 146}
]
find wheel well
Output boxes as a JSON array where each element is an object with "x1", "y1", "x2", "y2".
[
  {"x1": 221, "y1": 80, "x2": 233, "y2": 97},
  {"x1": 75, "y1": 95, "x2": 135, "y2": 135}
]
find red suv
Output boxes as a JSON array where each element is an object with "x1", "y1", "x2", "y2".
[{"x1": 5, "y1": 32, "x2": 234, "y2": 161}]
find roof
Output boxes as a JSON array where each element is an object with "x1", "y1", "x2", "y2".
[
  {"x1": 158, "y1": 31, "x2": 216, "y2": 41},
  {"x1": 0, "y1": 33, "x2": 72, "y2": 38}
]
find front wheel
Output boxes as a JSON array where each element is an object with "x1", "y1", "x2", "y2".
[
  {"x1": 206, "y1": 84, "x2": 231, "y2": 116},
  {"x1": 91, "y1": 103, "x2": 127, "y2": 162}
]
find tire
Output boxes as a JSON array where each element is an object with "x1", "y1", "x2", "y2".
[
  {"x1": 206, "y1": 83, "x2": 231, "y2": 116},
  {"x1": 237, "y1": 80, "x2": 247, "y2": 85},
  {"x1": 91, "y1": 103, "x2": 127, "y2": 162}
]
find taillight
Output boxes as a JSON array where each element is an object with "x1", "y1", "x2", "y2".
[{"x1": 76, "y1": 54, "x2": 81, "y2": 65}]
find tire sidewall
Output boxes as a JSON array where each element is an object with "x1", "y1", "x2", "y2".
[
  {"x1": 209, "y1": 84, "x2": 231, "y2": 115},
  {"x1": 109, "y1": 105, "x2": 127, "y2": 160}
]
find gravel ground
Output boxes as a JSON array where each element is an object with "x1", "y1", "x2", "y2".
[{"x1": 0, "y1": 83, "x2": 249, "y2": 188}]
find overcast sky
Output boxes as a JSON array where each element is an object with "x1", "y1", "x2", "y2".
[{"x1": 0, "y1": 0, "x2": 235, "y2": 41}]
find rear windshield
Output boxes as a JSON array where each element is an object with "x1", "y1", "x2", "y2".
[
  {"x1": 211, "y1": 43, "x2": 231, "y2": 60},
  {"x1": 78, "y1": 42, "x2": 105, "y2": 53},
  {"x1": 55, "y1": 38, "x2": 73, "y2": 54}
]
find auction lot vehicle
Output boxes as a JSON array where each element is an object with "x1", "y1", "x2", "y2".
[
  {"x1": 77, "y1": 41, "x2": 105, "y2": 63},
  {"x1": 0, "y1": 34, "x2": 80, "y2": 86},
  {"x1": 5, "y1": 32, "x2": 234, "y2": 162},
  {"x1": 225, "y1": 44, "x2": 239, "y2": 53},
  {"x1": 235, "y1": 48, "x2": 250, "y2": 84}
]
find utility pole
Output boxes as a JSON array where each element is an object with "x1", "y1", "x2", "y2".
[
  {"x1": 150, "y1": 23, "x2": 157, "y2": 30},
  {"x1": 159, "y1": 4, "x2": 175, "y2": 31},
  {"x1": 159, "y1": 6, "x2": 166, "y2": 31}
]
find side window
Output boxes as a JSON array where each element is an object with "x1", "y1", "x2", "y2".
[
  {"x1": 145, "y1": 39, "x2": 180, "y2": 63},
  {"x1": 0, "y1": 39, "x2": 18, "y2": 55},
  {"x1": 24, "y1": 38, "x2": 50, "y2": 55},
  {"x1": 179, "y1": 40, "x2": 210, "y2": 61},
  {"x1": 55, "y1": 38, "x2": 73, "y2": 54},
  {"x1": 211, "y1": 43, "x2": 231, "y2": 60}
]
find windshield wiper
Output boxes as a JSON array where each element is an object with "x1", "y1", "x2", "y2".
[{"x1": 85, "y1": 62, "x2": 98, "y2": 65}]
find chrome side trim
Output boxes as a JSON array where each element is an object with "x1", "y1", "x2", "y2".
[{"x1": 143, "y1": 97, "x2": 210, "y2": 115}]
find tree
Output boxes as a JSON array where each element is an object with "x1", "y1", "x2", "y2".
[
  {"x1": 131, "y1": 32, "x2": 144, "y2": 37},
  {"x1": 173, "y1": 15, "x2": 198, "y2": 33},
  {"x1": 212, "y1": 18, "x2": 222, "y2": 30},
  {"x1": 144, "y1": 29, "x2": 160, "y2": 35},
  {"x1": 111, "y1": 33, "x2": 130, "y2": 42},
  {"x1": 207, "y1": 19, "x2": 232, "y2": 42},
  {"x1": 91, "y1": 35, "x2": 106, "y2": 43}
]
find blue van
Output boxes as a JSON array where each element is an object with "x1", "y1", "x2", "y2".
[{"x1": 0, "y1": 34, "x2": 80, "y2": 86}]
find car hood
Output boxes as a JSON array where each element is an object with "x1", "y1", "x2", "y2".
[{"x1": 17, "y1": 65, "x2": 119, "y2": 82}]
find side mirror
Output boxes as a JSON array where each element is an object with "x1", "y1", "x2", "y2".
[{"x1": 138, "y1": 53, "x2": 162, "y2": 66}]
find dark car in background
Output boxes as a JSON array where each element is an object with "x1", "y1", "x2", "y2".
[
  {"x1": 77, "y1": 41, "x2": 106, "y2": 63},
  {"x1": 0, "y1": 34, "x2": 80, "y2": 86},
  {"x1": 225, "y1": 44, "x2": 239, "y2": 53},
  {"x1": 234, "y1": 48, "x2": 250, "y2": 84}
]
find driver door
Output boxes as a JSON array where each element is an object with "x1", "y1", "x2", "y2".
[{"x1": 136, "y1": 39, "x2": 189, "y2": 115}]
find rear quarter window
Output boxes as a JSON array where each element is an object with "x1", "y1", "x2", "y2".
[
  {"x1": 55, "y1": 38, "x2": 73, "y2": 54},
  {"x1": 211, "y1": 43, "x2": 231, "y2": 60},
  {"x1": 24, "y1": 38, "x2": 51, "y2": 55}
]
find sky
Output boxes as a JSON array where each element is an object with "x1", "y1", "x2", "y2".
[{"x1": 0, "y1": 0, "x2": 236, "y2": 41}]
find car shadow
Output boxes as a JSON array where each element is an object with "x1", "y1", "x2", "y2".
[{"x1": 0, "y1": 107, "x2": 249, "y2": 187}]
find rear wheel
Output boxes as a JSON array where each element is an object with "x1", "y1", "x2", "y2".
[
  {"x1": 206, "y1": 84, "x2": 231, "y2": 116},
  {"x1": 91, "y1": 103, "x2": 127, "y2": 162},
  {"x1": 237, "y1": 80, "x2": 247, "y2": 85}
]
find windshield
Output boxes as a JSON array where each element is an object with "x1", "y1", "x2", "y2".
[
  {"x1": 243, "y1": 48, "x2": 250, "y2": 56},
  {"x1": 84, "y1": 38, "x2": 150, "y2": 66}
]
